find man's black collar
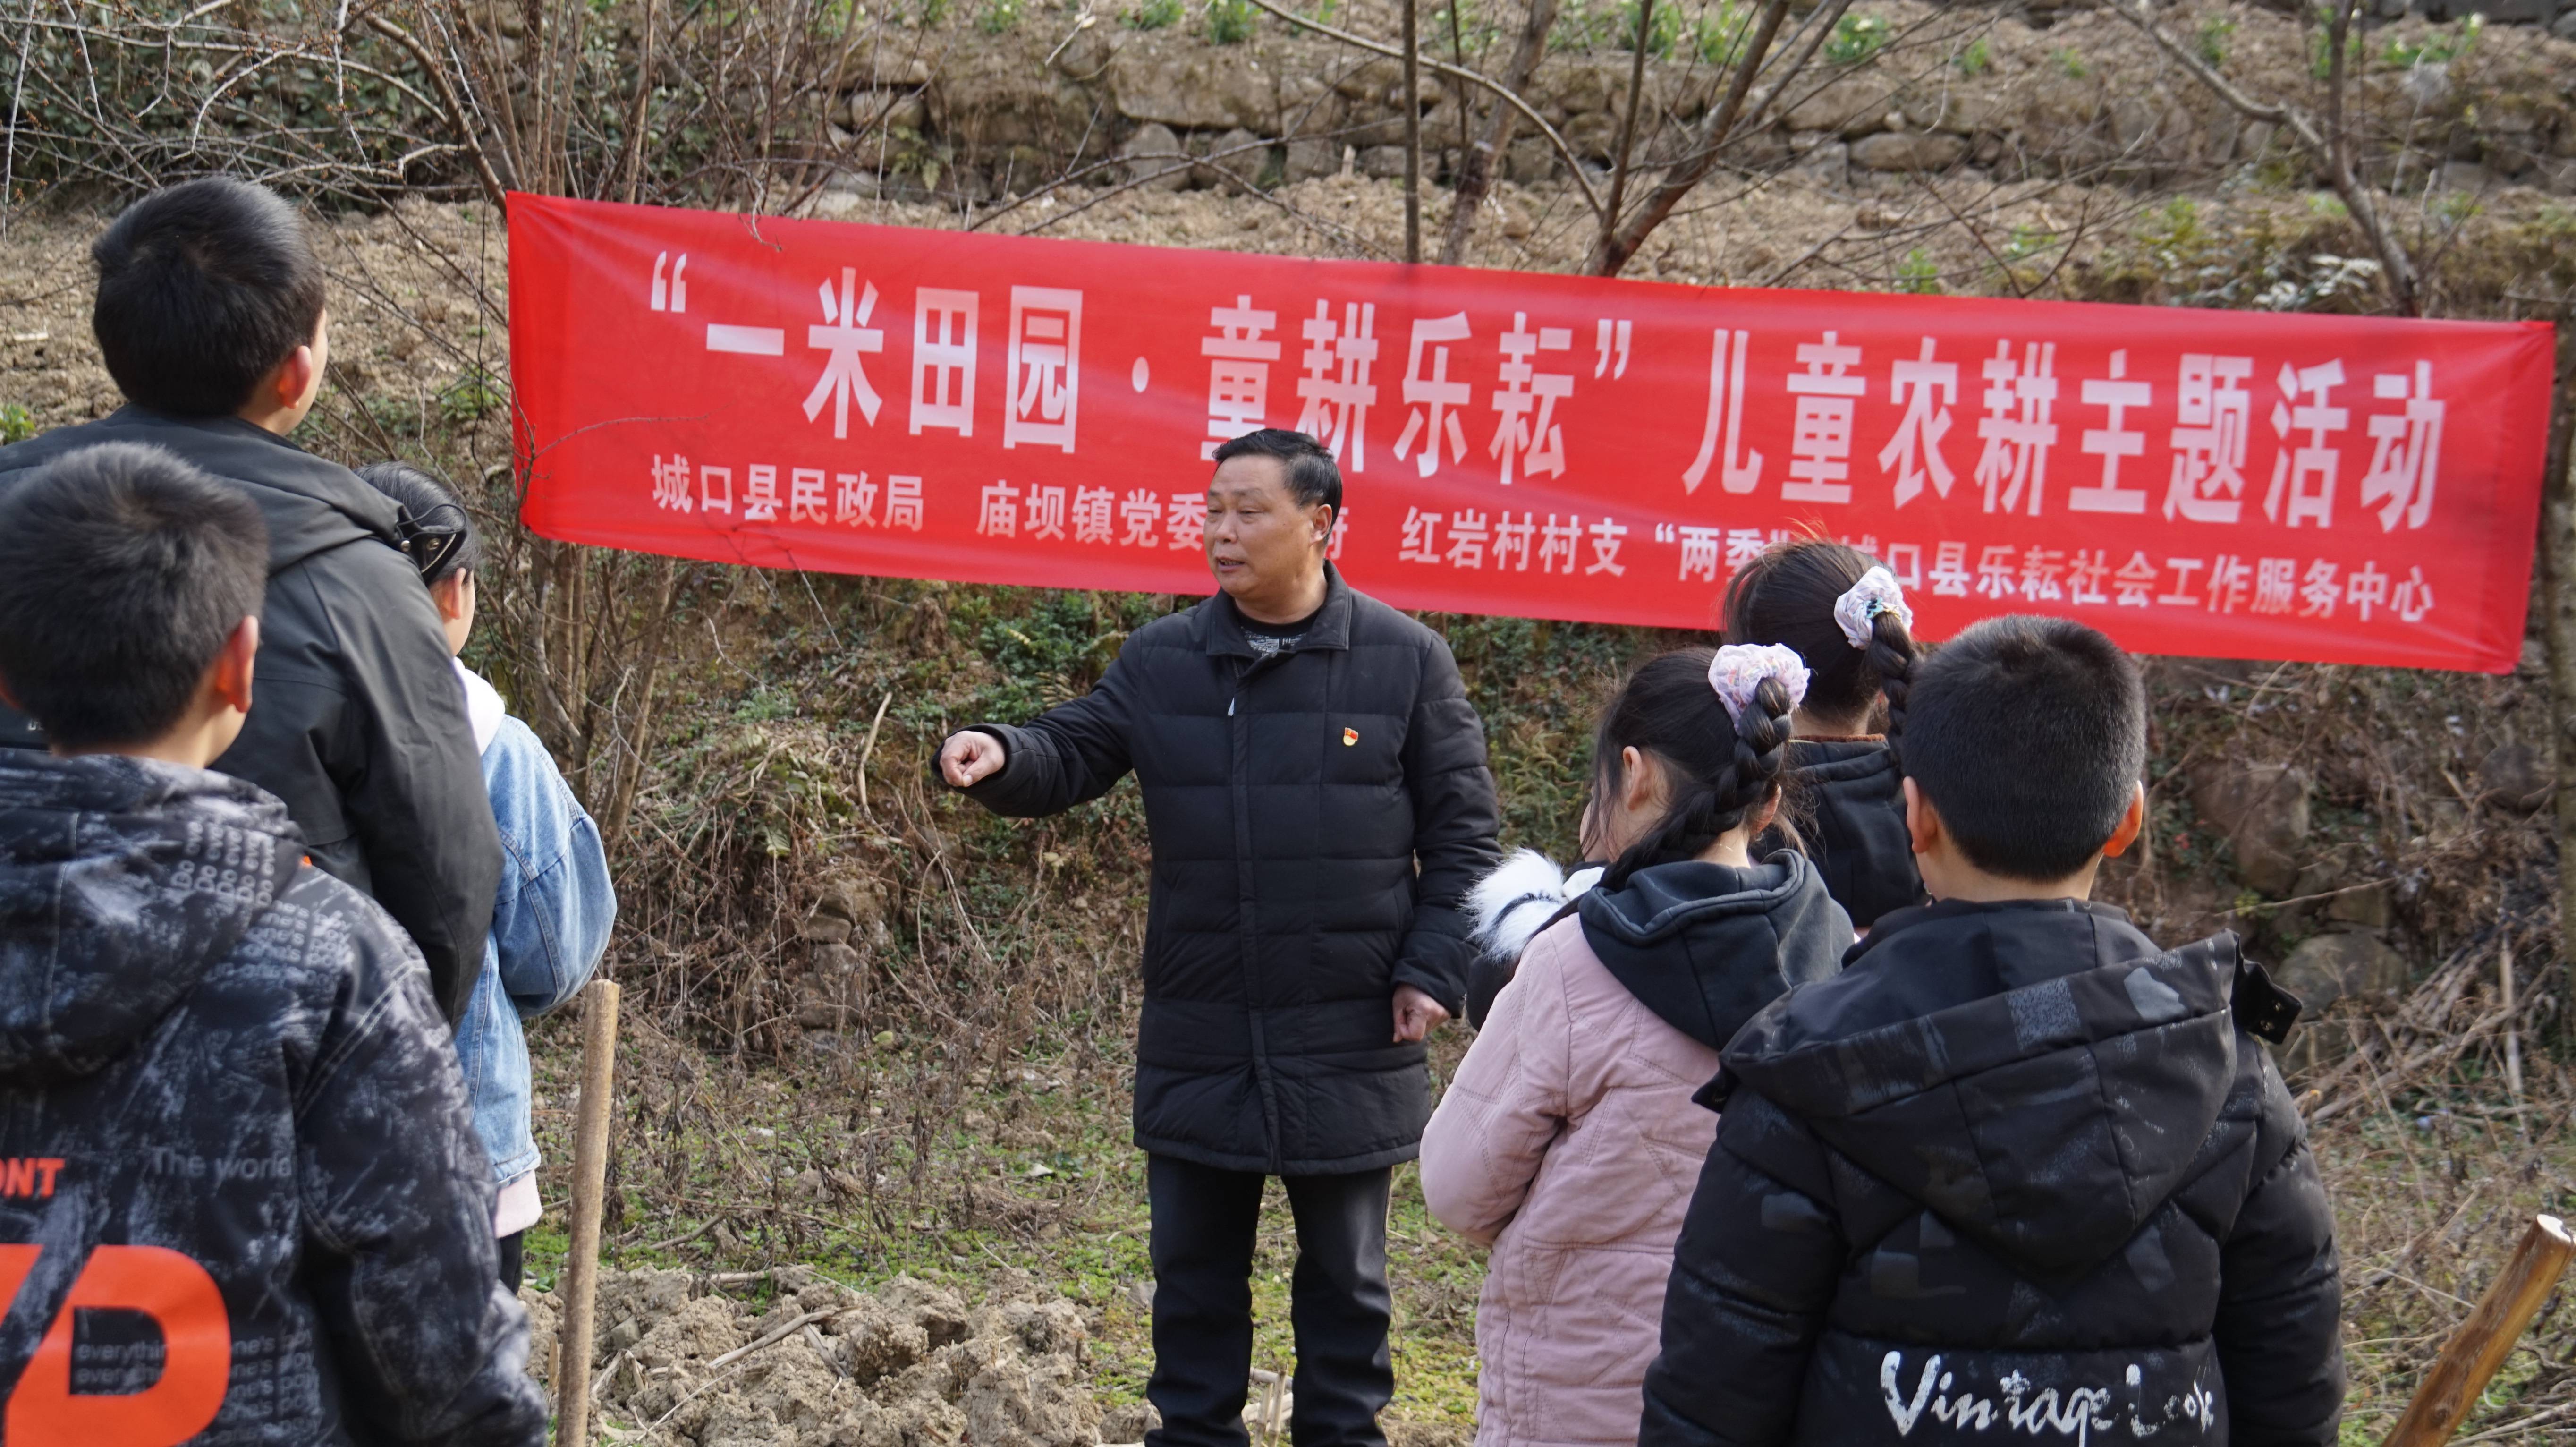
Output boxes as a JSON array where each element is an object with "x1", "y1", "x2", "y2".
[{"x1": 1204, "y1": 563, "x2": 1355, "y2": 657}]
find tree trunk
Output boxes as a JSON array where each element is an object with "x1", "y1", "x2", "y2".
[
  {"x1": 1402, "y1": 0, "x2": 1421, "y2": 262},
  {"x1": 1595, "y1": 0, "x2": 1657, "y2": 270},
  {"x1": 1441, "y1": 0, "x2": 1559, "y2": 264},
  {"x1": 2542, "y1": 361, "x2": 2576, "y2": 1034}
]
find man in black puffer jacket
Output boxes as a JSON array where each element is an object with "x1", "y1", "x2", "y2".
[
  {"x1": 0, "y1": 447, "x2": 543, "y2": 1444},
  {"x1": 0, "y1": 178, "x2": 499, "y2": 1024},
  {"x1": 939, "y1": 429, "x2": 1501, "y2": 1447},
  {"x1": 1641, "y1": 616, "x2": 2342, "y2": 1447}
]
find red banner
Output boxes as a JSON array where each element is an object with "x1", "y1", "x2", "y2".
[{"x1": 509, "y1": 192, "x2": 2555, "y2": 672}]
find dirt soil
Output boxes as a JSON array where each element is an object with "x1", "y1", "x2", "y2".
[{"x1": 520, "y1": 1268, "x2": 1122, "y2": 1447}]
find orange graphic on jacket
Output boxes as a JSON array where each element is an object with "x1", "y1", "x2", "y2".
[{"x1": 0, "y1": 1241, "x2": 231, "y2": 1444}]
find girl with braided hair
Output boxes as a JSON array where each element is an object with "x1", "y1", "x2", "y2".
[
  {"x1": 1724, "y1": 538, "x2": 1924, "y2": 932},
  {"x1": 1421, "y1": 647, "x2": 1853, "y2": 1447}
]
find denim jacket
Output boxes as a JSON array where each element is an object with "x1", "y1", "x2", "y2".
[{"x1": 453, "y1": 672, "x2": 615, "y2": 1185}]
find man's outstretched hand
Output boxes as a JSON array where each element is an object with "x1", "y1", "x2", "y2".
[
  {"x1": 1392, "y1": 985, "x2": 1450, "y2": 1044},
  {"x1": 939, "y1": 730, "x2": 1007, "y2": 789}
]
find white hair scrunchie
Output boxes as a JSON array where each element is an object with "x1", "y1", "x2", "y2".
[
  {"x1": 1832, "y1": 566, "x2": 1914, "y2": 649},
  {"x1": 1707, "y1": 644, "x2": 1809, "y2": 726}
]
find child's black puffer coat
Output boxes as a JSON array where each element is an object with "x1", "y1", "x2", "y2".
[
  {"x1": 1781, "y1": 737, "x2": 1922, "y2": 931},
  {"x1": 1640, "y1": 899, "x2": 2343, "y2": 1447}
]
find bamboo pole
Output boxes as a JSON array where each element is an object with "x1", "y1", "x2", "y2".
[
  {"x1": 2381, "y1": 1215, "x2": 2575, "y2": 1447},
  {"x1": 554, "y1": 979, "x2": 623, "y2": 1446}
]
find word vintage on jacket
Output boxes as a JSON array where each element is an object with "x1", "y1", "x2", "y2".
[{"x1": 1881, "y1": 1351, "x2": 2220, "y2": 1444}]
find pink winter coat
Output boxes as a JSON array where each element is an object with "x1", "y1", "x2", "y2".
[{"x1": 1419, "y1": 916, "x2": 1728, "y2": 1447}]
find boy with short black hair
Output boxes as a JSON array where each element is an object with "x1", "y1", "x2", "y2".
[
  {"x1": 0, "y1": 443, "x2": 547, "y2": 1445},
  {"x1": 1640, "y1": 615, "x2": 2343, "y2": 1447},
  {"x1": 0, "y1": 176, "x2": 501, "y2": 1027}
]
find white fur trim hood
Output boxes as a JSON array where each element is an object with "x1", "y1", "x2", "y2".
[{"x1": 1468, "y1": 849, "x2": 1602, "y2": 966}]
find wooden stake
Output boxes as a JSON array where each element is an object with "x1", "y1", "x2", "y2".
[
  {"x1": 2499, "y1": 937, "x2": 2524, "y2": 1110},
  {"x1": 2381, "y1": 1214, "x2": 2574, "y2": 1447},
  {"x1": 554, "y1": 979, "x2": 623, "y2": 1447}
]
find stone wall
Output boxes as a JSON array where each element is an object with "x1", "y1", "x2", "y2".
[{"x1": 809, "y1": 3, "x2": 2576, "y2": 211}]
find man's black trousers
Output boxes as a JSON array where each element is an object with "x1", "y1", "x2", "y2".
[{"x1": 1145, "y1": 1155, "x2": 1394, "y2": 1447}]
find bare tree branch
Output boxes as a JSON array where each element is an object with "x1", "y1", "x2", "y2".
[
  {"x1": 1586, "y1": 0, "x2": 1804, "y2": 276},
  {"x1": 1238, "y1": 0, "x2": 1604, "y2": 218},
  {"x1": 364, "y1": 9, "x2": 511, "y2": 212},
  {"x1": 621, "y1": 0, "x2": 659, "y2": 204},
  {"x1": 2107, "y1": 0, "x2": 2417, "y2": 315}
]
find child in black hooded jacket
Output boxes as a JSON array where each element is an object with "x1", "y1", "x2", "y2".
[
  {"x1": 1725, "y1": 539, "x2": 1924, "y2": 933},
  {"x1": 1639, "y1": 615, "x2": 2341, "y2": 1447}
]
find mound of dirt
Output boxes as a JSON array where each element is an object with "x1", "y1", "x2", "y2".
[{"x1": 523, "y1": 1267, "x2": 1110, "y2": 1447}]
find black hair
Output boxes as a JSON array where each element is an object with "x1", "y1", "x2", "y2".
[
  {"x1": 1210, "y1": 427, "x2": 1342, "y2": 519},
  {"x1": 0, "y1": 443, "x2": 267, "y2": 749},
  {"x1": 1723, "y1": 536, "x2": 1916, "y2": 743},
  {"x1": 1590, "y1": 647, "x2": 1796, "y2": 891},
  {"x1": 357, "y1": 460, "x2": 481, "y2": 585},
  {"x1": 1902, "y1": 614, "x2": 2145, "y2": 882},
  {"x1": 91, "y1": 177, "x2": 326, "y2": 418}
]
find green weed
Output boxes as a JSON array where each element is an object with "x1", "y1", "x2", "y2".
[
  {"x1": 437, "y1": 366, "x2": 506, "y2": 424},
  {"x1": 1207, "y1": 0, "x2": 1255, "y2": 43},
  {"x1": 1428, "y1": 0, "x2": 1500, "y2": 51},
  {"x1": 0, "y1": 402, "x2": 34, "y2": 446},
  {"x1": 1954, "y1": 35, "x2": 1991, "y2": 77},
  {"x1": 361, "y1": 390, "x2": 424, "y2": 438},
  {"x1": 1128, "y1": 0, "x2": 1181, "y2": 27},
  {"x1": 1614, "y1": 0, "x2": 1682, "y2": 58},
  {"x1": 2384, "y1": 13, "x2": 2482, "y2": 68},
  {"x1": 961, "y1": 587, "x2": 1161, "y2": 723},
  {"x1": 1823, "y1": 12, "x2": 1888, "y2": 66},
  {"x1": 1695, "y1": 1, "x2": 1753, "y2": 67},
  {"x1": 2002, "y1": 225, "x2": 2060, "y2": 262},
  {"x1": 977, "y1": 0, "x2": 1021, "y2": 33},
  {"x1": 1896, "y1": 248, "x2": 1943, "y2": 295},
  {"x1": 2196, "y1": 13, "x2": 2235, "y2": 68}
]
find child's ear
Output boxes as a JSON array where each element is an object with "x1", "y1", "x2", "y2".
[
  {"x1": 431, "y1": 572, "x2": 471, "y2": 625},
  {"x1": 1902, "y1": 776, "x2": 1941, "y2": 858},
  {"x1": 209, "y1": 616, "x2": 260, "y2": 717},
  {"x1": 1620, "y1": 745, "x2": 1659, "y2": 815},
  {"x1": 2098, "y1": 782, "x2": 2147, "y2": 860}
]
